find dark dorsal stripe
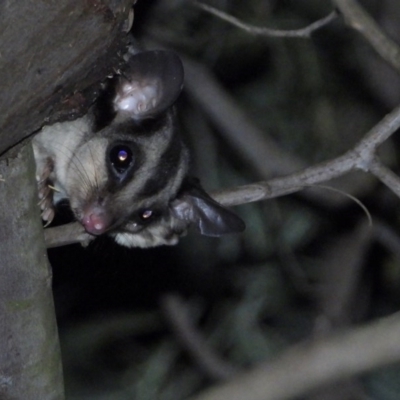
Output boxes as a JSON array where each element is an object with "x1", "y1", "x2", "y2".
[{"x1": 138, "y1": 129, "x2": 184, "y2": 198}]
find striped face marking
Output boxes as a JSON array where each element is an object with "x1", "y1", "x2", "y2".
[{"x1": 34, "y1": 50, "x2": 245, "y2": 248}]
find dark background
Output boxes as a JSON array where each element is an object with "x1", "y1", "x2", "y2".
[{"x1": 49, "y1": 1, "x2": 400, "y2": 399}]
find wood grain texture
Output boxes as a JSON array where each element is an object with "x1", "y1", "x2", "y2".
[
  {"x1": 0, "y1": 0, "x2": 134, "y2": 154},
  {"x1": 0, "y1": 1, "x2": 135, "y2": 397},
  {"x1": 0, "y1": 145, "x2": 64, "y2": 399}
]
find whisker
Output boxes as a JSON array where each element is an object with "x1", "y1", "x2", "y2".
[
  {"x1": 87, "y1": 141, "x2": 102, "y2": 199},
  {"x1": 47, "y1": 184, "x2": 60, "y2": 193}
]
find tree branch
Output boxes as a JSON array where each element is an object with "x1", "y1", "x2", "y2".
[
  {"x1": 0, "y1": 145, "x2": 64, "y2": 399},
  {"x1": 194, "y1": 2, "x2": 337, "y2": 38},
  {"x1": 188, "y1": 312, "x2": 400, "y2": 400},
  {"x1": 43, "y1": 103, "x2": 400, "y2": 247},
  {"x1": 0, "y1": 0, "x2": 133, "y2": 155},
  {"x1": 182, "y1": 57, "x2": 377, "y2": 206},
  {"x1": 332, "y1": 0, "x2": 400, "y2": 73},
  {"x1": 369, "y1": 157, "x2": 400, "y2": 198}
]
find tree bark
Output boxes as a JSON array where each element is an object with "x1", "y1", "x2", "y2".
[
  {"x1": 0, "y1": 0, "x2": 134, "y2": 155},
  {"x1": 0, "y1": 0, "x2": 135, "y2": 397},
  {"x1": 0, "y1": 145, "x2": 64, "y2": 399}
]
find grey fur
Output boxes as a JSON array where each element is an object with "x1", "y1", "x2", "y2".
[{"x1": 33, "y1": 50, "x2": 245, "y2": 248}]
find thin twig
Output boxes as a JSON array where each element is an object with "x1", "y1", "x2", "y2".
[
  {"x1": 369, "y1": 157, "x2": 400, "y2": 199},
  {"x1": 43, "y1": 104, "x2": 400, "y2": 248},
  {"x1": 188, "y1": 312, "x2": 400, "y2": 400},
  {"x1": 333, "y1": 0, "x2": 400, "y2": 73},
  {"x1": 183, "y1": 57, "x2": 377, "y2": 205},
  {"x1": 43, "y1": 1, "x2": 400, "y2": 249},
  {"x1": 213, "y1": 102, "x2": 400, "y2": 206},
  {"x1": 194, "y1": 2, "x2": 337, "y2": 38},
  {"x1": 373, "y1": 220, "x2": 400, "y2": 260}
]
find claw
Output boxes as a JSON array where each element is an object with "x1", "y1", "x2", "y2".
[
  {"x1": 43, "y1": 218, "x2": 53, "y2": 228},
  {"x1": 41, "y1": 207, "x2": 55, "y2": 226},
  {"x1": 47, "y1": 184, "x2": 60, "y2": 193}
]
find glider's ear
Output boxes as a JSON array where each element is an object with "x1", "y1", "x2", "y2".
[
  {"x1": 170, "y1": 179, "x2": 245, "y2": 236},
  {"x1": 114, "y1": 50, "x2": 184, "y2": 120}
]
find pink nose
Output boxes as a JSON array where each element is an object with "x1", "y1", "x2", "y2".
[{"x1": 81, "y1": 206, "x2": 110, "y2": 235}]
